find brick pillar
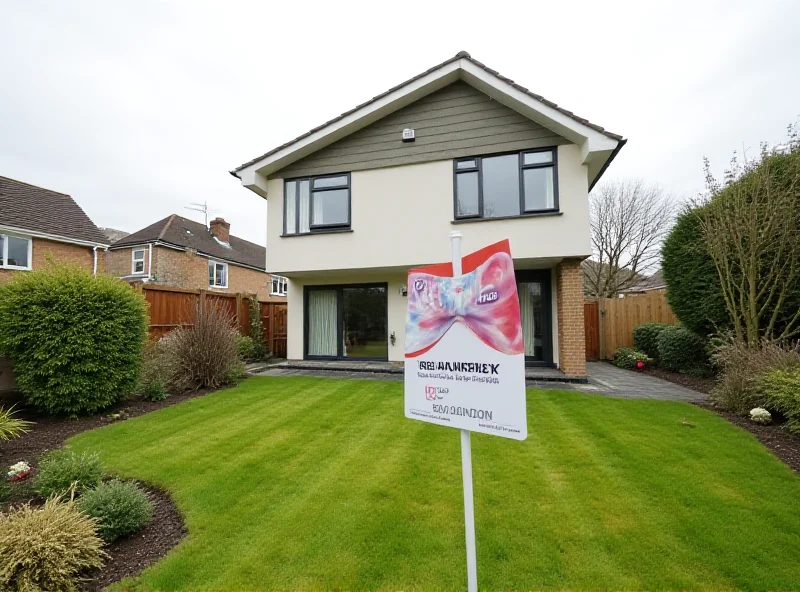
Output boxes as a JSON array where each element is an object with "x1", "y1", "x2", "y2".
[{"x1": 556, "y1": 258, "x2": 587, "y2": 376}]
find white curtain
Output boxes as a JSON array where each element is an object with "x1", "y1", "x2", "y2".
[
  {"x1": 308, "y1": 290, "x2": 337, "y2": 356},
  {"x1": 519, "y1": 283, "x2": 539, "y2": 357}
]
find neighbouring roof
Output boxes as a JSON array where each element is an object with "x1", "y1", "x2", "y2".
[
  {"x1": 100, "y1": 227, "x2": 130, "y2": 243},
  {"x1": 0, "y1": 176, "x2": 109, "y2": 245},
  {"x1": 110, "y1": 214, "x2": 266, "y2": 271},
  {"x1": 623, "y1": 270, "x2": 666, "y2": 293},
  {"x1": 232, "y1": 51, "x2": 624, "y2": 181}
]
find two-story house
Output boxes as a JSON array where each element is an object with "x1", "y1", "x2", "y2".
[
  {"x1": 107, "y1": 215, "x2": 287, "y2": 302},
  {"x1": 231, "y1": 52, "x2": 625, "y2": 376}
]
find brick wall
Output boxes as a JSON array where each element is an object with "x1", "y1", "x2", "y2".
[
  {"x1": 107, "y1": 245, "x2": 284, "y2": 302},
  {"x1": 556, "y1": 258, "x2": 586, "y2": 376},
  {"x1": 0, "y1": 237, "x2": 99, "y2": 285}
]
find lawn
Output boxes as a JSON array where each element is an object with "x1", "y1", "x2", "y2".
[{"x1": 69, "y1": 377, "x2": 800, "y2": 591}]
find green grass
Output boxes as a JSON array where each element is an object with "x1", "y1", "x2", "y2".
[{"x1": 69, "y1": 377, "x2": 800, "y2": 591}]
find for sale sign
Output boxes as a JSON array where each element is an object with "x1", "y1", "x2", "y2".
[{"x1": 404, "y1": 239, "x2": 527, "y2": 440}]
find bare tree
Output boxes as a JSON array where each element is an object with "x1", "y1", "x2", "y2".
[
  {"x1": 697, "y1": 129, "x2": 800, "y2": 345},
  {"x1": 586, "y1": 179, "x2": 678, "y2": 298}
]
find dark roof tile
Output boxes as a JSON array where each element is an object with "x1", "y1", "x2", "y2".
[{"x1": 0, "y1": 176, "x2": 108, "y2": 245}]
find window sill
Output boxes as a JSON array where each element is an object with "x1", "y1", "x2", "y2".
[
  {"x1": 281, "y1": 228, "x2": 354, "y2": 238},
  {"x1": 0, "y1": 266, "x2": 31, "y2": 271},
  {"x1": 452, "y1": 211, "x2": 562, "y2": 224},
  {"x1": 209, "y1": 285, "x2": 229, "y2": 290}
]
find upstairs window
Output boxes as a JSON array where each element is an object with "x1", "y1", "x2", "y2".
[
  {"x1": 454, "y1": 148, "x2": 558, "y2": 220},
  {"x1": 284, "y1": 174, "x2": 351, "y2": 235},
  {"x1": 271, "y1": 275, "x2": 288, "y2": 296},
  {"x1": 0, "y1": 234, "x2": 32, "y2": 270},
  {"x1": 131, "y1": 248, "x2": 146, "y2": 274},
  {"x1": 209, "y1": 260, "x2": 228, "y2": 288}
]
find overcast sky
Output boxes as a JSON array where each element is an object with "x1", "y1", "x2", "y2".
[{"x1": 1, "y1": 0, "x2": 798, "y2": 245}]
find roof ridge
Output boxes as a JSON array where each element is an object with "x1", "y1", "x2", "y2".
[
  {"x1": 0, "y1": 175, "x2": 72, "y2": 197},
  {"x1": 158, "y1": 214, "x2": 177, "y2": 241}
]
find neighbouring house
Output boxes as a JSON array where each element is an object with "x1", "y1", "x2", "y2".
[
  {"x1": 231, "y1": 52, "x2": 625, "y2": 376},
  {"x1": 619, "y1": 270, "x2": 666, "y2": 296},
  {"x1": 100, "y1": 227, "x2": 130, "y2": 244},
  {"x1": 106, "y1": 214, "x2": 286, "y2": 302},
  {"x1": 0, "y1": 175, "x2": 110, "y2": 391}
]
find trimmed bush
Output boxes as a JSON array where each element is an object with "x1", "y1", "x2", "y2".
[
  {"x1": 34, "y1": 450, "x2": 103, "y2": 498},
  {"x1": 633, "y1": 323, "x2": 670, "y2": 359},
  {"x1": 612, "y1": 348, "x2": 651, "y2": 370},
  {"x1": 657, "y1": 326, "x2": 709, "y2": 375},
  {"x1": 78, "y1": 480, "x2": 153, "y2": 542},
  {"x1": 711, "y1": 339, "x2": 800, "y2": 413},
  {"x1": 138, "y1": 340, "x2": 176, "y2": 401},
  {"x1": 0, "y1": 265, "x2": 148, "y2": 415},
  {"x1": 0, "y1": 495, "x2": 106, "y2": 591},
  {"x1": 236, "y1": 335, "x2": 257, "y2": 362},
  {"x1": 167, "y1": 302, "x2": 241, "y2": 391},
  {"x1": 759, "y1": 367, "x2": 800, "y2": 434}
]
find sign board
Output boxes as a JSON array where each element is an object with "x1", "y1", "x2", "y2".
[{"x1": 404, "y1": 239, "x2": 527, "y2": 440}]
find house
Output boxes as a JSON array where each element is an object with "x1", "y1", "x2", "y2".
[
  {"x1": 106, "y1": 215, "x2": 286, "y2": 302},
  {"x1": 620, "y1": 270, "x2": 666, "y2": 296},
  {"x1": 230, "y1": 52, "x2": 625, "y2": 376},
  {"x1": 0, "y1": 175, "x2": 109, "y2": 282}
]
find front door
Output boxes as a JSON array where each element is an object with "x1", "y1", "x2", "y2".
[
  {"x1": 516, "y1": 270, "x2": 553, "y2": 366},
  {"x1": 305, "y1": 283, "x2": 388, "y2": 360}
]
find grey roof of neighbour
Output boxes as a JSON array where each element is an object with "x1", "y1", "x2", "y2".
[
  {"x1": 232, "y1": 51, "x2": 623, "y2": 174},
  {"x1": 100, "y1": 227, "x2": 130, "y2": 243},
  {"x1": 111, "y1": 214, "x2": 266, "y2": 271},
  {"x1": 0, "y1": 176, "x2": 109, "y2": 245},
  {"x1": 624, "y1": 270, "x2": 666, "y2": 292}
]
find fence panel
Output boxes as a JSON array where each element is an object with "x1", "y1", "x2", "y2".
[
  {"x1": 141, "y1": 285, "x2": 198, "y2": 340},
  {"x1": 598, "y1": 291, "x2": 678, "y2": 358}
]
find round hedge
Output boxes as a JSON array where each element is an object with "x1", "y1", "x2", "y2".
[
  {"x1": 661, "y1": 209, "x2": 730, "y2": 336},
  {"x1": 78, "y1": 480, "x2": 153, "y2": 542},
  {"x1": 656, "y1": 325, "x2": 709, "y2": 374},
  {"x1": 632, "y1": 323, "x2": 670, "y2": 359},
  {"x1": 0, "y1": 265, "x2": 148, "y2": 415}
]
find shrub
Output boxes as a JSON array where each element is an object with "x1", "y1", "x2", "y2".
[
  {"x1": 657, "y1": 326, "x2": 709, "y2": 375},
  {"x1": 167, "y1": 302, "x2": 240, "y2": 391},
  {"x1": 612, "y1": 348, "x2": 651, "y2": 370},
  {"x1": 749, "y1": 407, "x2": 772, "y2": 425},
  {"x1": 236, "y1": 335, "x2": 257, "y2": 362},
  {"x1": 78, "y1": 480, "x2": 153, "y2": 542},
  {"x1": 0, "y1": 265, "x2": 148, "y2": 415},
  {"x1": 0, "y1": 483, "x2": 9, "y2": 502},
  {"x1": 710, "y1": 339, "x2": 800, "y2": 413},
  {"x1": 0, "y1": 406, "x2": 32, "y2": 441},
  {"x1": 633, "y1": 323, "x2": 671, "y2": 359},
  {"x1": 0, "y1": 495, "x2": 106, "y2": 591},
  {"x1": 34, "y1": 450, "x2": 103, "y2": 498},
  {"x1": 248, "y1": 297, "x2": 269, "y2": 359},
  {"x1": 138, "y1": 339, "x2": 176, "y2": 401},
  {"x1": 759, "y1": 367, "x2": 800, "y2": 434}
]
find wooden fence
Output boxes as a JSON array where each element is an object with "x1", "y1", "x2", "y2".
[
  {"x1": 584, "y1": 291, "x2": 679, "y2": 360},
  {"x1": 137, "y1": 284, "x2": 288, "y2": 358}
]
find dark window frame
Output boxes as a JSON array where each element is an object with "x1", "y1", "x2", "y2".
[
  {"x1": 453, "y1": 147, "x2": 559, "y2": 221},
  {"x1": 303, "y1": 282, "x2": 389, "y2": 361},
  {"x1": 283, "y1": 172, "x2": 352, "y2": 236}
]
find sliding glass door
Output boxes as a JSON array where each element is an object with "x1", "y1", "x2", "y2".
[
  {"x1": 305, "y1": 284, "x2": 388, "y2": 360},
  {"x1": 516, "y1": 270, "x2": 553, "y2": 365}
]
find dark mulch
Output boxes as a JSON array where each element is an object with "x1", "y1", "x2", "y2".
[
  {"x1": 642, "y1": 366, "x2": 716, "y2": 394},
  {"x1": 81, "y1": 483, "x2": 187, "y2": 591},
  {"x1": 696, "y1": 403, "x2": 800, "y2": 473},
  {"x1": 1, "y1": 388, "x2": 211, "y2": 589}
]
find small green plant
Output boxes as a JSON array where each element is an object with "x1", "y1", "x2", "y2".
[
  {"x1": 78, "y1": 480, "x2": 153, "y2": 542},
  {"x1": 0, "y1": 265, "x2": 148, "y2": 415},
  {"x1": 236, "y1": 335, "x2": 257, "y2": 362},
  {"x1": 632, "y1": 323, "x2": 670, "y2": 359},
  {"x1": 138, "y1": 339, "x2": 176, "y2": 402},
  {"x1": 224, "y1": 359, "x2": 249, "y2": 386},
  {"x1": 657, "y1": 326, "x2": 710, "y2": 375},
  {"x1": 248, "y1": 297, "x2": 269, "y2": 359},
  {"x1": 34, "y1": 450, "x2": 103, "y2": 498},
  {"x1": 0, "y1": 406, "x2": 32, "y2": 441},
  {"x1": 0, "y1": 483, "x2": 9, "y2": 503},
  {"x1": 759, "y1": 366, "x2": 800, "y2": 434},
  {"x1": 612, "y1": 348, "x2": 651, "y2": 370},
  {"x1": 0, "y1": 494, "x2": 106, "y2": 591}
]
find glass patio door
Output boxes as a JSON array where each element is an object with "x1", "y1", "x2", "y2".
[{"x1": 516, "y1": 271, "x2": 553, "y2": 365}]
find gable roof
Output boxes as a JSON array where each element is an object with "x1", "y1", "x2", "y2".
[
  {"x1": 110, "y1": 214, "x2": 266, "y2": 271},
  {"x1": 622, "y1": 270, "x2": 666, "y2": 293},
  {"x1": 0, "y1": 176, "x2": 109, "y2": 246},
  {"x1": 232, "y1": 51, "x2": 625, "y2": 194}
]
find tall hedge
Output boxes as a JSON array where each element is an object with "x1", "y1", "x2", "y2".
[
  {"x1": 0, "y1": 266, "x2": 148, "y2": 415},
  {"x1": 661, "y1": 209, "x2": 729, "y2": 336}
]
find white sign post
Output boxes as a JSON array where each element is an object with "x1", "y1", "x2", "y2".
[{"x1": 404, "y1": 232, "x2": 527, "y2": 592}]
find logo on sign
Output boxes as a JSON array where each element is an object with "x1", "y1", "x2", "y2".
[
  {"x1": 414, "y1": 279, "x2": 427, "y2": 292},
  {"x1": 425, "y1": 386, "x2": 437, "y2": 400},
  {"x1": 477, "y1": 289, "x2": 499, "y2": 305}
]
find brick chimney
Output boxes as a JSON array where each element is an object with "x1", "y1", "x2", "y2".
[{"x1": 209, "y1": 217, "x2": 230, "y2": 243}]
